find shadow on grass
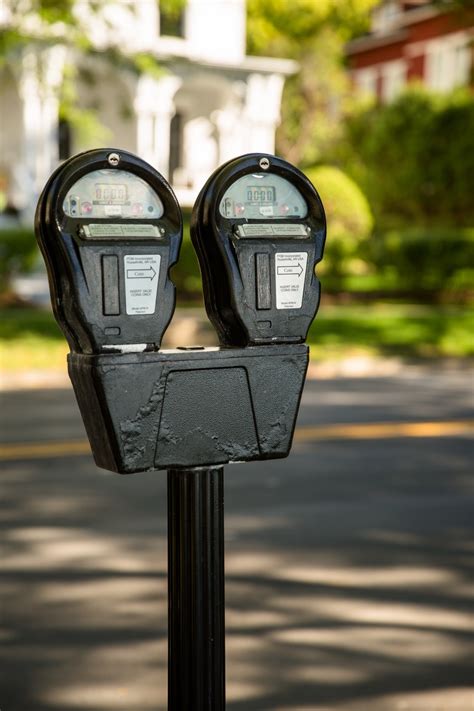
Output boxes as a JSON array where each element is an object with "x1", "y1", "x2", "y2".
[
  {"x1": 1, "y1": 303, "x2": 473, "y2": 359},
  {"x1": 0, "y1": 307, "x2": 63, "y2": 341},
  {"x1": 308, "y1": 306, "x2": 474, "y2": 358}
]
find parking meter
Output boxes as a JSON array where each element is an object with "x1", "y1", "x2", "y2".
[
  {"x1": 191, "y1": 153, "x2": 326, "y2": 346},
  {"x1": 35, "y1": 150, "x2": 326, "y2": 474},
  {"x1": 36, "y1": 149, "x2": 327, "y2": 710},
  {"x1": 35, "y1": 148, "x2": 182, "y2": 353}
]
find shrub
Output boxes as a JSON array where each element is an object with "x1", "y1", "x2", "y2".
[
  {"x1": 345, "y1": 86, "x2": 474, "y2": 229},
  {"x1": 169, "y1": 209, "x2": 204, "y2": 303},
  {"x1": 305, "y1": 164, "x2": 373, "y2": 285},
  {"x1": 0, "y1": 226, "x2": 38, "y2": 294},
  {"x1": 370, "y1": 228, "x2": 474, "y2": 295}
]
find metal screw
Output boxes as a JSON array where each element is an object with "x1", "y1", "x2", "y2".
[
  {"x1": 259, "y1": 157, "x2": 270, "y2": 170},
  {"x1": 108, "y1": 152, "x2": 120, "y2": 167}
]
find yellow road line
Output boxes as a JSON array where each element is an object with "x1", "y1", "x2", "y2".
[
  {"x1": 0, "y1": 420, "x2": 472, "y2": 462},
  {"x1": 0, "y1": 440, "x2": 91, "y2": 461},
  {"x1": 294, "y1": 420, "x2": 474, "y2": 442}
]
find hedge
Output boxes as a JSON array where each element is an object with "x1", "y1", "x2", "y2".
[
  {"x1": 344, "y1": 86, "x2": 474, "y2": 229},
  {"x1": 0, "y1": 226, "x2": 38, "y2": 293},
  {"x1": 368, "y1": 227, "x2": 474, "y2": 294},
  {"x1": 305, "y1": 165, "x2": 373, "y2": 283},
  {"x1": 1, "y1": 224, "x2": 472, "y2": 302}
]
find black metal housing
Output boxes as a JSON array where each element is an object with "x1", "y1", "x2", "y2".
[
  {"x1": 68, "y1": 344, "x2": 308, "y2": 473},
  {"x1": 35, "y1": 148, "x2": 182, "y2": 353},
  {"x1": 168, "y1": 467, "x2": 225, "y2": 709},
  {"x1": 191, "y1": 153, "x2": 326, "y2": 347}
]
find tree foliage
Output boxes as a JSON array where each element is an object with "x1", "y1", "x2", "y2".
[
  {"x1": 247, "y1": 0, "x2": 378, "y2": 168},
  {"x1": 344, "y1": 86, "x2": 474, "y2": 229},
  {"x1": 0, "y1": 1, "x2": 167, "y2": 147},
  {"x1": 247, "y1": 0, "x2": 377, "y2": 57}
]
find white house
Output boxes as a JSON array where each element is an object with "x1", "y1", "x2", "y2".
[{"x1": 0, "y1": 0, "x2": 297, "y2": 221}]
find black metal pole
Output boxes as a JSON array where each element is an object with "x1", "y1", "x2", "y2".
[{"x1": 167, "y1": 466, "x2": 225, "y2": 710}]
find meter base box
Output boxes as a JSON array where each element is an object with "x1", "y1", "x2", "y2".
[{"x1": 68, "y1": 344, "x2": 308, "y2": 474}]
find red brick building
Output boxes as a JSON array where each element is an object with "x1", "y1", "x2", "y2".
[{"x1": 346, "y1": 1, "x2": 473, "y2": 102}]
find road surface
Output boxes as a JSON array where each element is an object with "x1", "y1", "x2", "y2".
[{"x1": 1, "y1": 367, "x2": 473, "y2": 710}]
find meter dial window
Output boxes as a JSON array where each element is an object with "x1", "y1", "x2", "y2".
[
  {"x1": 219, "y1": 173, "x2": 308, "y2": 220},
  {"x1": 62, "y1": 169, "x2": 164, "y2": 219}
]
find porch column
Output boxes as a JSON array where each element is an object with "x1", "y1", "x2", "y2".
[
  {"x1": 242, "y1": 73, "x2": 285, "y2": 154},
  {"x1": 134, "y1": 75, "x2": 182, "y2": 179},
  {"x1": 16, "y1": 46, "x2": 66, "y2": 216}
]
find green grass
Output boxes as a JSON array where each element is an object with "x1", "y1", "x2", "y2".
[
  {"x1": 0, "y1": 303, "x2": 473, "y2": 372},
  {"x1": 0, "y1": 308, "x2": 69, "y2": 371},
  {"x1": 308, "y1": 303, "x2": 474, "y2": 359}
]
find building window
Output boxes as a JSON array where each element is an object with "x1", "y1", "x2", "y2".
[
  {"x1": 58, "y1": 117, "x2": 72, "y2": 161},
  {"x1": 426, "y1": 34, "x2": 472, "y2": 92},
  {"x1": 372, "y1": 1, "x2": 401, "y2": 35},
  {"x1": 160, "y1": 2, "x2": 185, "y2": 38},
  {"x1": 381, "y1": 60, "x2": 406, "y2": 102},
  {"x1": 355, "y1": 68, "x2": 378, "y2": 98}
]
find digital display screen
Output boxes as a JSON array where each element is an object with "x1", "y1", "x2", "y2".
[
  {"x1": 94, "y1": 183, "x2": 128, "y2": 204},
  {"x1": 246, "y1": 186, "x2": 276, "y2": 203},
  {"x1": 220, "y1": 173, "x2": 307, "y2": 220}
]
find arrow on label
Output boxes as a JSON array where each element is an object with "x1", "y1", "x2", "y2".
[
  {"x1": 126, "y1": 266, "x2": 157, "y2": 280},
  {"x1": 277, "y1": 263, "x2": 303, "y2": 277}
]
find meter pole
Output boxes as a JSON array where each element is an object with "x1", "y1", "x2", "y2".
[{"x1": 167, "y1": 466, "x2": 225, "y2": 710}]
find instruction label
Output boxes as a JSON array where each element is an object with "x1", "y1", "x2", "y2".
[
  {"x1": 124, "y1": 254, "x2": 160, "y2": 315},
  {"x1": 275, "y1": 252, "x2": 308, "y2": 309},
  {"x1": 236, "y1": 224, "x2": 308, "y2": 239},
  {"x1": 83, "y1": 224, "x2": 160, "y2": 239}
]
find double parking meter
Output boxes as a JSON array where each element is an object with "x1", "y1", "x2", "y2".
[
  {"x1": 192, "y1": 153, "x2": 326, "y2": 346},
  {"x1": 36, "y1": 149, "x2": 326, "y2": 709},
  {"x1": 36, "y1": 150, "x2": 326, "y2": 474}
]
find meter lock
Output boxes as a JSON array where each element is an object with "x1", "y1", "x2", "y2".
[
  {"x1": 35, "y1": 149, "x2": 182, "y2": 353},
  {"x1": 191, "y1": 153, "x2": 326, "y2": 346}
]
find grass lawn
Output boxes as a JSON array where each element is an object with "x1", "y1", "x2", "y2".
[
  {"x1": 0, "y1": 307, "x2": 68, "y2": 371},
  {"x1": 0, "y1": 303, "x2": 473, "y2": 372},
  {"x1": 307, "y1": 302, "x2": 474, "y2": 360}
]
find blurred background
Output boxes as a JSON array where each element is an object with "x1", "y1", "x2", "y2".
[
  {"x1": 0, "y1": 1, "x2": 473, "y2": 709},
  {"x1": 1, "y1": 0, "x2": 473, "y2": 365}
]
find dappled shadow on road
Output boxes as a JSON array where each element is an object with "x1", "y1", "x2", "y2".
[
  {"x1": 224, "y1": 537, "x2": 473, "y2": 709},
  {"x1": 0, "y1": 431, "x2": 473, "y2": 710}
]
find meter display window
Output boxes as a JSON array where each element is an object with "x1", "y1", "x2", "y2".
[
  {"x1": 63, "y1": 169, "x2": 164, "y2": 219},
  {"x1": 219, "y1": 173, "x2": 308, "y2": 220}
]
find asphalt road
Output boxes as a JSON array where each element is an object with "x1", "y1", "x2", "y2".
[{"x1": 1, "y1": 367, "x2": 473, "y2": 710}]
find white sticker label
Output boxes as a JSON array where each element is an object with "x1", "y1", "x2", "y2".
[
  {"x1": 104, "y1": 204, "x2": 122, "y2": 216},
  {"x1": 275, "y1": 252, "x2": 308, "y2": 309},
  {"x1": 236, "y1": 223, "x2": 308, "y2": 239},
  {"x1": 259, "y1": 205, "x2": 274, "y2": 217},
  {"x1": 124, "y1": 254, "x2": 160, "y2": 315},
  {"x1": 84, "y1": 224, "x2": 160, "y2": 239}
]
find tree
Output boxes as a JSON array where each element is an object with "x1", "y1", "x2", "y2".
[
  {"x1": 246, "y1": 0, "x2": 379, "y2": 167},
  {"x1": 344, "y1": 86, "x2": 474, "y2": 228},
  {"x1": 0, "y1": 1, "x2": 179, "y2": 149}
]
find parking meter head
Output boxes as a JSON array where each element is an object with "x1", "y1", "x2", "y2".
[
  {"x1": 191, "y1": 153, "x2": 326, "y2": 346},
  {"x1": 35, "y1": 149, "x2": 182, "y2": 354}
]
